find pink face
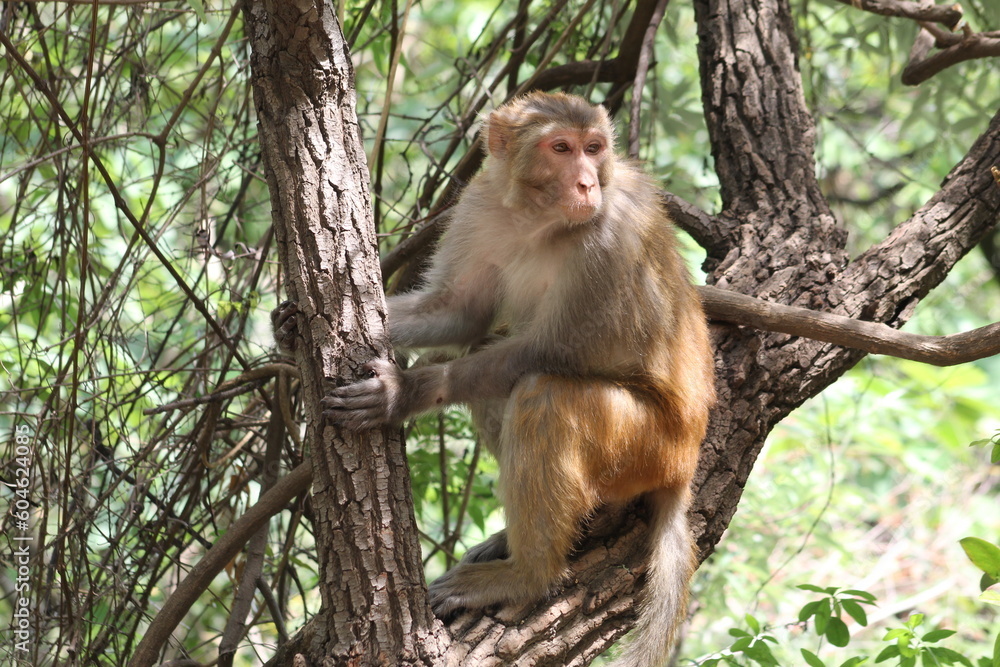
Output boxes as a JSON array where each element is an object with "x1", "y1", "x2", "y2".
[{"x1": 537, "y1": 128, "x2": 607, "y2": 223}]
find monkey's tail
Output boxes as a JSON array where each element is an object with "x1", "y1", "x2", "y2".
[{"x1": 610, "y1": 486, "x2": 695, "y2": 667}]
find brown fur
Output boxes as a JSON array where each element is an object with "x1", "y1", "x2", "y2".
[{"x1": 321, "y1": 92, "x2": 715, "y2": 666}]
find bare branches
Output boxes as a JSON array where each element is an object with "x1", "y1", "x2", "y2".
[
  {"x1": 828, "y1": 0, "x2": 962, "y2": 27},
  {"x1": 701, "y1": 285, "x2": 1000, "y2": 366},
  {"x1": 628, "y1": 0, "x2": 671, "y2": 159},
  {"x1": 832, "y1": 0, "x2": 999, "y2": 84},
  {"x1": 129, "y1": 463, "x2": 313, "y2": 667},
  {"x1": 902, "y1": 24, "x2": 1000, "y2": 85}
]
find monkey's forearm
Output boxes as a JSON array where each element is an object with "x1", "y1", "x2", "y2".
[
  {"x1": 388, "y1": 293, "x2": 493, "y2": 349},
  {"x1": 406, "y1": 340, "x2": 550, "y2": 409}
]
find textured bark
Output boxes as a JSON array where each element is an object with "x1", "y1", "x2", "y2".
[
  {"x1": 242, "y1": 1, "x2": 446, "y2": 664},
  {"x1": 689, "y1": 0, "x2": 1000, "y2": 559}
]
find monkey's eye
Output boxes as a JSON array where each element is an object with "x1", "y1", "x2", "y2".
[
  {"x1": 585, "y1": 143, "x2": 603, "y2": 155},
  {"x1": 552, "y1": 142, "x2": 571, "y2": 153}
]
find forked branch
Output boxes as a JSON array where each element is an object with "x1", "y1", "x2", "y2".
[{"x1": 830, "y1": 0, "x2": 1000, "y2": 85}]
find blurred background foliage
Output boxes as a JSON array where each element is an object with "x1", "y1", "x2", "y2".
[{"x1": 0, "y1": 0, "x2": 997, "y2": 664}]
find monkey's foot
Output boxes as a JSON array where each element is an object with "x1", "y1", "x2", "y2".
[
  {"x1": 271, "y1": 300, "x2": 299, "y2": 352},
  {"x1": 462, "y1": 530, "x2": 509, "y2": 563},
  {"x1": 428, "y1": 556, "x2": 559, "y2": 619},
  {"x1": 427, "y1": 565, "x2": 489, "y2": 618}
]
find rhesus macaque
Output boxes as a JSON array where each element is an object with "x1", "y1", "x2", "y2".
[{"x1": 277, "y1": 92, "x2": 715, "y2": 667}]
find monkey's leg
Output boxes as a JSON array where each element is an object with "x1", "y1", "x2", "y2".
[{"x1": 429, "y1": 375, "x2": 599, "y2": 617}]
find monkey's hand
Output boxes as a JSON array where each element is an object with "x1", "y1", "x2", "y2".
[
  {"x1": 321, "y1": 359, "x2": 407, "y2": 430},
  {"x1": 271, "y1": 300, "x2": 300, "y2": 353}
]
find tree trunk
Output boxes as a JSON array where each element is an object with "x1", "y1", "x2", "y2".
[
  {"x1": 689, "y1": 0, "x2": 1000, "y2": 554},
  {"x1": 242, "y1": 0, "x2": 446, "y2": 663}
]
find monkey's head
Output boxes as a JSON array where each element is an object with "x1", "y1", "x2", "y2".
[{"x1": 484, "y1": 92, "x2": 616, "y2": 226}]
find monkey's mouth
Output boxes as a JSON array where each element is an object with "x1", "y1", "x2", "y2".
[{"x1": 562, "y1": 201, "x2": 601, "y2": 224}]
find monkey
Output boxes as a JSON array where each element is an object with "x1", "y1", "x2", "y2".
[{"x1": 276, "y1": 92, "x2": 715, "y2": 667}]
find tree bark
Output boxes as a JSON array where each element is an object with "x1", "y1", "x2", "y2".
[
  {"x1": 242, "y1": 1, "x2": 446, "y2": 664},
  {"x1": 690, "y1": 0, "x2": 1000, "y2": 557}
]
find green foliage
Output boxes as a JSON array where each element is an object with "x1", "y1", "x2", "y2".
[
  {"x1": 694, "y1": 586, "x2": 997, "y2": 667},
  {"x1": 970, "y1": 432, "x2": 1000, "y2": 466},
  {"x1": 875, "y1": 614, "x2": 973, "y2": 667},
  {"x1": 797, "y1": 586, "x2": 877, "y2": 647},
  {"x1": 959, "y1": 537, "x2": 1000, "y2": 607}
]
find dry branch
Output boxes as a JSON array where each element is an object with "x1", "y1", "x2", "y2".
[
  {"x1": 829, "y1": 0, "x2": 963, "y2": 26},
  {"x1": 128, "y1": 463, "x2": 313, "y2": 667},
  {"x1": 831, "y1": 0, "x2": 1000, "y2": 85},
  {"x1": 902, "y1": 27, "x2": 1000, "y2": 85},
  {"x1": 700, "y1": 285, "x2": 1000, "y2": 366}
]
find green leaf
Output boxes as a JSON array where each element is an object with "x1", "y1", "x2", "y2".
[
  {"x1": 743, "y1": 641, "x2": 779, "y2": 667},
  {"x1": 961, "y1": 538, "x2": 1000, "y2": 580},
  {"x1": 992, "y1": 632, "x2": 1000, "y2": 667},
  {"x1": 875, "y1": 645, "x2": 900, "y2": 663},
  {"x1": 981, "y1": 583, "x2": 1000, "y2": 606},
  {"x1": 815, "y1": 608, "x2": 830, "y2": 634},
  {"x1": 800, "y1": 600, "x2": 823, "y2": 622},
  {"x1": 467, "y1": 503, "x2": 485, "y2": 532},
  {"x1": 826, "y1": 617, "x2": 851, "y2": 647},
  {"x1": 927, "y1": 647, "x2": 974, "y2": 667},
  {"x1": 746, "y1": 613, "x2": 761, "y2": 634},
  {"x1": 185, "y1": 0, "x2": 207, "y2": 22},
  {"x1": 799, "y1": 584, "x2": 835, "y2": 594},
  {"x1": 731, "y1": 636, "x2": 753, "y2": 652},
  {"x1": 921, "y1": 629, "x2": 956, "y2": 643},
  {"x1": 802, "y1": 648, "x2": 826, "y2": 667},
  {"x1": 843, "y1": 590, "x2": 878, "y2": 603},
  {"x1": 839, "y1": 658, "x2": 868, "y2": 667},
  {"x1": 842, "y1": 599, "x2": 869, "y2": 626}
]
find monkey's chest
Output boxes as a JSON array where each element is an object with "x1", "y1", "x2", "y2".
[{"x1": 497, "y1": 249, "x2": 566, "y2": 329}]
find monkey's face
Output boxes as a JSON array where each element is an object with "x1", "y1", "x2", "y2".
[{"x1": 526, "y1": 128, "x2": 609, "y2": 225}]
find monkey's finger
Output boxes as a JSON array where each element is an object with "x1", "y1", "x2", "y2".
[
  {"x1": 321, "y1": 390, "x2": 385, "y2": 411},
  {"x1": 322, "y1": 406, "x2": 388, "y2": 430},
  {"x1": 270, "y1": 300, "x2": 298, "y2": 327},
  {"x1": 326, "y1": 378, "x2": 384, "y2": 398},
  {"x1": 427, "y1": 579, "x2": 469, "y2": 619}
]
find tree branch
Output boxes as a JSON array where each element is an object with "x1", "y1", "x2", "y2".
[
  {"x1": 700, "y1": 285, "x2": 1000, "y2": 366},
  {"x1": 829, "y1": 0, "x2": 963, "y2": 27},
  {"x1": 832, "y1": 0, "x2": 999, "y2": 85},
  {"x1": 902, "y1": 27, "x2": 1000, "y2": 85},
  {"x1": 128, "y1": 463, "x2": 313, "y2": 667}
]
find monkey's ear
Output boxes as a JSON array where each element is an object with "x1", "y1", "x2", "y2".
[{"x1": 485, "y1": 111, "x2": 512, "y2": 159}]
